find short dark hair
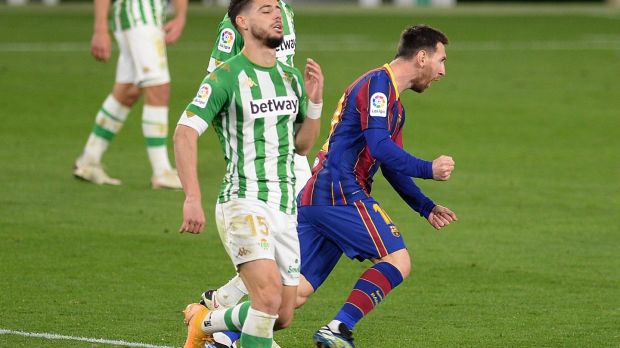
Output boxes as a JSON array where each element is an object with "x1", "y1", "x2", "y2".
[
  {"x1": 228, "y1": 0, "x2": 253, "y2": 30},
  {"x1": 395, "y1": 25, "x2": 449, "y2": 59}
]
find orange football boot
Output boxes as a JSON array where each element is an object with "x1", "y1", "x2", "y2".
[{"x1": 182, "y1": 303, "x2": 213, "y2": 348}]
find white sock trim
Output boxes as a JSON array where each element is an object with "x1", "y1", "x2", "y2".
[
  {"x1": 103, "y1": 94, "x2": 130, "y2": 121},
  {"x1": 142, "y1": 104, "x2": 168, "y2": 123},
  {"x1": 328, "y1": 320, "x2": 343, "y2": 333},
  {"x1": 243, "y1": 308, "x2": 278, "y2": 339}
]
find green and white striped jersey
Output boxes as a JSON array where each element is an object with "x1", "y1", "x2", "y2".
[
  {"x1": 207, "y1": 0, "x2": 296, "y2": 72},
  {"x1": 110, "y1": 0, "x2": 166, "y2": 31},
  {"x1": 180, "y1": 53, "x2": 308, "y2": 214}
]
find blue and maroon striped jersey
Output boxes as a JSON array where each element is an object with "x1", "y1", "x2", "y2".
[{"x1": 300, "y1": 64, "x2": 436, "y2": 217}]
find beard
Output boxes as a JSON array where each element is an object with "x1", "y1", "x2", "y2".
[
  {"x1": 265, "y1": 36, "x2": 284, "y2": 49},
  {"x1": 411, "y1": 71, "x2": 434, "y2": 93},
  {"x1": 251, "y1": 26, "x2": 283, "y2": 49},
  {"x1": 411, "y1": 81, "x2": 427, "y2": 93}
]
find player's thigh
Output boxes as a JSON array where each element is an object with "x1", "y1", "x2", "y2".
[
  {"x1": 113, "y1": 31, "x2": 137, "y2": 86},
  {"x1": 217, "y1": 199, "x2": 277, "y2": 266},
  {"x1": 214, "y1": 202, "x2": 233, "y2": 259},
  {"x1": 307, "y1": 198, "x2": 406, "y2": 261},
  {"x1": 297, "y1": 206, "x2": 343, "y2": 291},
  {"x1": 123, "y1": 25, "x2": 170, "y2": 87},
  {"x1": 272, "y1": 210, "x2": 301, "y2": 287}
]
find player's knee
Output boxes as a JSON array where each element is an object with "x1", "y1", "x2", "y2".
[
  {"x1": 295, "y1": 287, "x2": 312, "y2": 309},
  {"x1": 380, "y1": 250, "x2": 411, "y2": 279},
  {"x1": 391, "y1": 255, "x2": 411, "y2": 279},
  {"x1": 126, "y1": 88, "x2": 141, "y2": 105},
  {"x1": 397, "y1": 260, "x2": 411, "y2": 279},
  {"x1": 144, "y1": 84, "x2": 170, "y2": 106},
  {"x1": 295, "y1": 275, "x2": 315, "y2": 309},
  {"x1": 249, "y1": 283, "x2": 283, "y2": 314},
  {"x1": 295, "y1": 292, "x2": 309, "y2": 309},
  {"x1": 274, "y1": 308, "x2": 294, "y2": 330},
  {"x1": 113, "y1": 85, "x2": 141, "y2": 106}
]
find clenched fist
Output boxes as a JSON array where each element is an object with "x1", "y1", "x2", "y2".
[{"x1": 432, "y1": 155, "x2": 454, "y2": 181}]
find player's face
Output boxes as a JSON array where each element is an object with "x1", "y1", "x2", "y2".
[
  {"x1": 412, "y1": 42, "x2": 447, "y2": 93},
  {"x1": 248, "y1": 0, "x2": 284, "y2": 49}
]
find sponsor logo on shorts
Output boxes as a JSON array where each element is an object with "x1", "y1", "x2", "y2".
[
  {"x1": 248, "y1": 96, "x2": 298, "y2": 119},
  {"x1": 218, "y1": 28, "x2": 235, "y2": 53},
  {"x1": 259, "y1": 238, "x2": 269, "y2": 250},
  {"x1": 191, "y1": 83, "x2": 212, "y2": 108},
  {"x1": 287, "y1": 258, "x2": 300, "y2": 274},
  {"x1": 369, "y1": 92, "x2": 388, "y2": 117},
  {"x1": 237, "y1": 247, "x2": 251, "y2": 257}
]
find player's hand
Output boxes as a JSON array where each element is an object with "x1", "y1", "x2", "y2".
[
  {"x1": 164, "y1": 16, "x2": 186, "y2": 45},
  {"x1": 427, "y1": 205, "x2": 457, "y2": 230},
  {"x1": 432, "y1": 155, "x2": 454, "y2": 181},
  {"x1": 179, "y1": 197, "x2": 205, "y2": 234},
  {"x1": 91, "y1": 30, "x2": 112, "y2": 62},
  {"x1": 304, "y1": 58, "x2": 324, "y2": 104}
]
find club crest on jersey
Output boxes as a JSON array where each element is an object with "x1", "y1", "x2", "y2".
[
  {"x1": 245, "y1": 77, "x2": 257, "y2": 88},
  {"x1": 248, "y1": 96, "x2": 298, "y2": 119},
  {"x1": 218, "y1": 28, "x2": 235, "y2": 53},
  {"x1": 369, "y1": 92, "x2": 388, "y2": 117},
  {"x1": 191, "y1": 83, "x2": 212, "y2": 108}
]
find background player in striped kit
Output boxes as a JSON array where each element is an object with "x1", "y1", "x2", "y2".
[
  {"x1": 173, "y1": 0, "x2": 323, "y2": 347},
  {"x1": 196, "y1": 4, "x2": 308, "y2": 342},
  {"x1": 73, "y1": 0, "x2": 187, "y2": 189},
  {"x1": 297, "y1": 25, "x2": 457, "y2": 348}
]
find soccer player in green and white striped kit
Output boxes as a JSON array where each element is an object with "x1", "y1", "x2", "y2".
[
  {"x1": 197, "y1": 3, "x2": 308, "y2": 344},
  {"x1": 73, "y1": 0, "x2": 187, "y2": 189},
  {"x1": 173, "y1": 0, "x2": 323, "y2": 346}
]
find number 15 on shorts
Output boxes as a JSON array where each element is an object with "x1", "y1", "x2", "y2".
[{"x1": 245, "y1": 214, "x2": 270, "y2": 236}]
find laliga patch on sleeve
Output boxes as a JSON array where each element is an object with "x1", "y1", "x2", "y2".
[
  {"x1": 369, "y1": 92, "x2": 388, "y2": 117},
  {"x1": 191, "y1": 83, "x2": 212, "y2": 108},
  {"x1": 217, "y1": 28, "x2": 235, "y2": 53}
]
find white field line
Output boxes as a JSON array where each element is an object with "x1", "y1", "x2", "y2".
[
  {"x1": 1, "y1": 38, "x2": 620, "y2": 53},
  {"x1": 0, "y1": 328, "x2": 176, "y2": 348}
]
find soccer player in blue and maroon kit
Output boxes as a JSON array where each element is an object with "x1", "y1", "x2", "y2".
[{"x1": 295, "y1": 25, "x2": 458, "y2": 348}]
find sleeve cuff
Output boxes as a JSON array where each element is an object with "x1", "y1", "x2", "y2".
[
  {"x1": 422, "y1": 160, "x2": 434, "y2": 179},
  {"x1": 177, "y1": 110, "x2": 208, "y2": 136}
]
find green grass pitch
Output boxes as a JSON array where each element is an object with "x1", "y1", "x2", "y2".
[{"x1": 1, "y1": 3, "x2": 619, "y2": 347}]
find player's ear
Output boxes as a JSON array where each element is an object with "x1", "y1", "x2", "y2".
[
  {"x1": 415, "y1": 50, "x2": 427, "y2": 67},
  {"x1": 235, "y1": 15, "x2": 249, "y2": 31}
]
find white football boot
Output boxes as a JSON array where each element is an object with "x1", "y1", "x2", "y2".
[
  {"x1": 73, "y1": 160, "x2": 121, "y2": 185},
  {"x1": 151, "y1": 169, "x2": 182, "y2": 189}
]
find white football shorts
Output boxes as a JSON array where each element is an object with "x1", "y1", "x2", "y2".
[
  {"x1": 215, "y1": 198, "x2": 300, "y2": 286},
  {"x1": 114, "y1": 25, "x2": 170, "y2": 87}
]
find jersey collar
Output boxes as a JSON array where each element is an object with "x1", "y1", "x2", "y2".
[{"x1": 383, "y1": 63, "x2": 400, "y2": 100}]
